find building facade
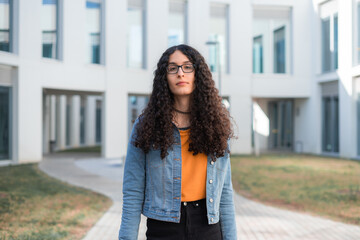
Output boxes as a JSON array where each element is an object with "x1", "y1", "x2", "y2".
[{"x1": 0, "y1": 0, "x2": 358, "y2": 164}]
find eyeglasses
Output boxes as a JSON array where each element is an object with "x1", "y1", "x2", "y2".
[{"x1": 166, "y1": 64, "x2": 195, "y2": 74}]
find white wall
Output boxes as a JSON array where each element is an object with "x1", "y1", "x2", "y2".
[{"x1": 2, "y1": 0, "x2": 360, "y2": 163}]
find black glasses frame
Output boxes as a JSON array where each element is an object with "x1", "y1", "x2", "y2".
[{"x1": 166, "y1": 64, "x2": 195, "y2": 74}]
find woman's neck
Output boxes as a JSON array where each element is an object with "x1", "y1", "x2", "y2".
[
  {"x1": 173, "y1": 96, "x2": 191, "y2": 128},
  {"x1": 173, "y1": 96, "x2": 190, "y2": 112}
]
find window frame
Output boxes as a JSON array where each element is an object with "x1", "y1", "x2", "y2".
[
  {"x1": 252, "y1": 6, "x2": 292, "y2": 75},
  {"x1": 41, "y1": 0, "x2": 60, "y2": 60},
  {"x1": 253, "y1": 35, "x2": 263, "y2": 73},
  {"x1": 86, "y1": 0, "x2": 105, "y2": 65},
  {"x1": 319, "y1": 1, "x2": 338, "y2": 73},
  {"x1": 209, "y1": 2, "x2": 230, "y2": 74},
  {"x1": 168, "y1": 0, "x2": 188, "y2": 47},
  {"x1": 127, "y1": 0, "x2": 147, "y2": 69}
]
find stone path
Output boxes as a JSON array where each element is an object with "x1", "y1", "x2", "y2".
[{"x1": 39, "y1": 153, "x2": 360, "y2": 240}]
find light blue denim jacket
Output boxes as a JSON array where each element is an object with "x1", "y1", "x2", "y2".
[{"x1": 118, "y1": 119, "x2": 237, "y2": 240}]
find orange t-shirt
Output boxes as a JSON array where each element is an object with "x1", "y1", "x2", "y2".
[{"x1": 179, "y1": 128, "x2": 207, "y2": 202}]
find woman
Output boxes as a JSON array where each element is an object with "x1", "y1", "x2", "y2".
[{"x1": 118, "y1": 44, "x2": 237, "y2": 240}]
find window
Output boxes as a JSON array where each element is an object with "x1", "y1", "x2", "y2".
[
  {"x1": 168, "y1": 0, "x2": 187, "y2": 47},
  {"x1": 321, "y1": 81, "x2": 339, "y2": 154},
  {"x1": 253, "y1": 7, "x2": 291, "y2": 74},
  {"x1": 168, "y1": 0, "x2": 186, "y2": 47},
  {"x1": 274, "y1": 26, "x2": 285, "y2": 73},
  {"x1": 320, "y1": 2, "x2": 338, "y2": 72},
  {"x1": 322, "y1": 96, "x2": 339, "y2": 153},
  {"x1": 334, "y1": 14, "x2": 338, "y2": 69},
  {"x1": 42, "y1": 0, "x2": 58, "y2": 59},
  {"x1": 321, "y1": 18, "x2": 331, "y2": 72},
  {"x1": 0, "y1": 0, "x2": 11, "y2": 52},
  {"x1": 127, "y1": 0, "x2": 146, "y2": 69},
  {"x1": 253, "y1": 35, "x2": 263, "y2": 73},
  {"x1": 354, "y1": 1, "x2": 360, "y2": 66},
  {"x1": 127, "y1": 95, "x2": 149, "y2": 139},
  {"x1": 0, "y1": 86, "x2": 11, "y2": 160},
  {"x1": 80, "y1": 97, "x2": 85, "y2": 145},
  {"x1": 86, "y1": 0, "x2": 102, "y2": 64},
  {"x1": 96, "y1": 100, "x2": 102, "y2": 143},
  {"x1": 209, "y1": 3, "x2": 229, "y2": 73},
  {"x1": 66, "y1": 97, "x2": 71, "y2": 146}
]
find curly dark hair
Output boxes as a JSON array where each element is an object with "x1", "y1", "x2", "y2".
[{"x1": 134, "y1": 44, "x2": 233, "y2": 161}]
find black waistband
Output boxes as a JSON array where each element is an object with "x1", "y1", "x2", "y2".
[{"x1": 181, "y1": 198, "x2": 206, "y2": 207}]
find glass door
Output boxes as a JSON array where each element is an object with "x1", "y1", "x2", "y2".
[
  {"x1": 269, "y1": 100, "x2": 293, "y2": 150},
  {"x1": 322, "y1": 96, "x2": 339, "y2": 153},
  {"x1": 0, "y1": 86, "x2": 11, "y2": 160}
]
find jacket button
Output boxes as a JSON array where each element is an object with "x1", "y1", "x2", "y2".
[
  {"x1": 211, "y1": 218, "x2": 214, "y2": 222},
  {"x1": 209, "y1": 198, "x2": 213, "y2": 203},
  {"x1": 210, "y1": 161, "x2": 214, "y2": 165},
  {"x1": 209, "y1": 179, "x2": 213, "y2": 184}
]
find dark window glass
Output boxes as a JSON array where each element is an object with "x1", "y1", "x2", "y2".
[
  {"x1": 321, "y1": 18, "x2": 331, "y2": 72},
  {"x1": 322, "y1": 96, "x2": 339, "y2": 153},
  {"x1": 358, "y1": 3, "x2": 360, "y2": 64},
  {"x1": 87, "y1": 1, "x2": 101, "y2": 64},
  {"x1": 0, "y1": 87, "x2": 11, "y2": 160},
  {"x1": 66, "y1": 103, "x2": 70, "y2": 146},
  {"x1": 96, "y1": 101, "x2": 101, "y2": 143},
  {"x1": 42, "y1": 0, "x2": 58, "y2": 59},
  {"x1": 334, "y1": 14, "x2": 338, "y2": 70},
  {"x1": 80, "y1": 105, "x2": 85, "y2": 145},
  {"x1": 274, "y1": 26, "x2": 285, "y2": 73},
  {"x1": 0, "y1": 0, "x2": 11, "y2": 52},
  {"x1": 253, "y1": 35, "x2": 263, "y2": 73},
  {"x1": 42, "y1": 43, "x2": 54, "y2": 58}
]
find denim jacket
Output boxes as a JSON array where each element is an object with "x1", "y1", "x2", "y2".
[{"x1": 118, "y1": 119, "x2": 237, "y2": 240}]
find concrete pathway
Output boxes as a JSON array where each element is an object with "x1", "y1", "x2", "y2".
[{"x1": 39, "y1": 153, "x2": 360, "y2": 240}]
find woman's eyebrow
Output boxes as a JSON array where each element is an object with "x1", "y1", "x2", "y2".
[{"x1": 168, "y1": 61, "x2": 192, "y2": 65}]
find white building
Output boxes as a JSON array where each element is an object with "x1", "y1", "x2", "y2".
[{"x1": 0, "y1": 0, "x2": 359, "y2": 164}]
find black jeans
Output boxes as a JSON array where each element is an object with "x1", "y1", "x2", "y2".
[{"x1": 146, "y1": 199, "x2": 222, "y2": 240}]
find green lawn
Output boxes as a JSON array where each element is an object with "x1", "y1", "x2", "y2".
[
  {"x1": 231, "y1": 154, "x2": 360, "y2": 225},
  {"x1": 0, "y1": 164, "x2": 112, "y2": 240}
]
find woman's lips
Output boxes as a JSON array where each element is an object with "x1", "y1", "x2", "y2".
[{"x1": 176, "y1": 82, "x2": 188, "y2": 86}]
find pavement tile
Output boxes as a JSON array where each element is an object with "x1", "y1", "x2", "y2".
[{"x1": 39, "y1": 154, "x2": 360, "y2": 240}]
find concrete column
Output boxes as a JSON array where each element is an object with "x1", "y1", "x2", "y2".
[
  {"x1": 338, "y1": 0, "x2": 356, "y2": 158},
  {"x1": 70, "y1": 95, "x2": 80, "y2": 147},
  {"x1": 16, "y1": 0, "x2": 42, "y2": 163},
  {"x1": 231, "y1": 95, "x2": 252, "y2": 154},
  {"x1": 85, "y1": 96, "x2": 96, "y2": 146},
  {"x1": 50, "y1": 95, "x2": 56, "y2": 143},
  {"x1": 42, "y1": 94, "x2": 50, "y2": 154},
  {"x1": 56, "y1": 95, "x2": 66, "y2": 150},
  {"x1": 103, "y1": 89, "x2": 127, "y2": 158}
]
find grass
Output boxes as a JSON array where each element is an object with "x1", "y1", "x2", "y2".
[
  {"x1": 0, "y1": 164, "x2": 112, "y2": 240},
  {"x1": 231, "y1": 154, "x2": 360, "y2": 225}
]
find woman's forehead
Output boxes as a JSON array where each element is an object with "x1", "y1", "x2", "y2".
[{"x1": 168, "y1": 50, "x2": 191, "y2": 64}]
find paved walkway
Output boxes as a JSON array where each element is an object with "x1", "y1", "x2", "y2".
[{"x1": 39, "y1": 153, "x2": 360, "y2": 240}]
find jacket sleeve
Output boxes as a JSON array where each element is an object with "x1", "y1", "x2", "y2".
[
  {"x1": 219, "y1": 155, "x2": 237, "y2": 239},
  {"x1": 118, "y1": 121, "x2": 146, "y2": 240}
]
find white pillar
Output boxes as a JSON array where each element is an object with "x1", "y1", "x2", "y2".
[
  {"x1": 56, "y1": 95, "x2": 66, "y2": 150},
  {"x1": 50, "y1": 95, "x2": 56, "y2": 143},
  {"x1": 86, "y1": 96, "x2": 96, "y2": 146},
  {"x1": 42, "y1": 94, "x2": 50, "y2": 154},
  {"x1": 70, "y1": 95, "x2": 80, "y2": 147},
  {"x1": 338, "y1": 0, "x2": 356, "y2": 158}
]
